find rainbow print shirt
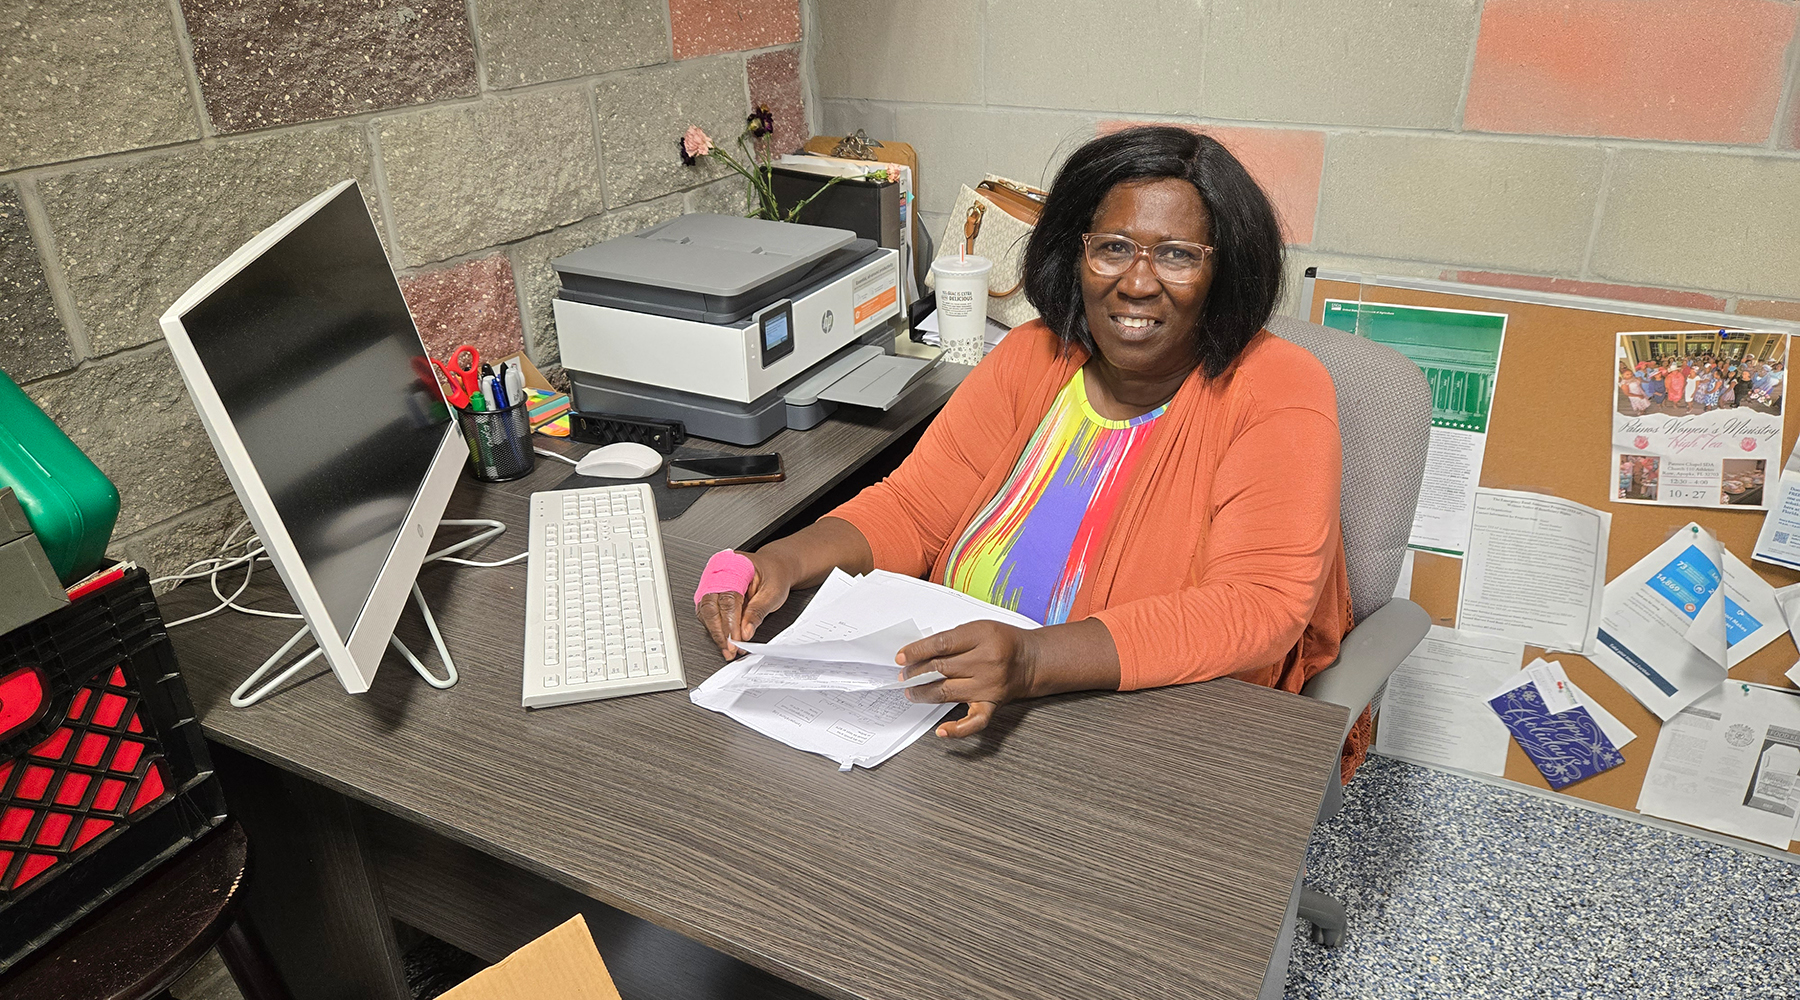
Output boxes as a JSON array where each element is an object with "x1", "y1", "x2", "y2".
[{"x1": 941, "y1": 370, "x2": 1167, "y2": 625}]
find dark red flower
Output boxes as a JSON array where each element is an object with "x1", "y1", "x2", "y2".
[{"x1": 747, "y1": 104, "x2": 775, "y2": 139}]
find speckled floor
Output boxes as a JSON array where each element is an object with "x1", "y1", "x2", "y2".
[{"x1": 1286, "y1": 754, "x2": 1800, "y2": 1000}]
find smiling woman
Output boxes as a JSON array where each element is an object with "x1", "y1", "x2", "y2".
[{"x1": 695, "y1": 126, "x2": 1361, "y2": 774}]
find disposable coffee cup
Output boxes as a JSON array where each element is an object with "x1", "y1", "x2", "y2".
[{"x1": 931, "y1": 255, "x2": 993, "y2": 366}]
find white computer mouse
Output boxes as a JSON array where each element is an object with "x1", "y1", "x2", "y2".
[{"x1": 576, "y1": 442, "x2": 664, "y2": 479}]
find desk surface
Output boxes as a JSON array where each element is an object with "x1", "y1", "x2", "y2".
[
  {"x1": 160, "y1": 410, "x2": 1346, "y2": 1000},
  {"x1": 525, "y1": 361, "x2": 966, "y2": 552}
]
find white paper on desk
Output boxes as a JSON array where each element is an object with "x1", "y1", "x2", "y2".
[
  {"x1": 691, "y1": 570, "x2": 1040, "y2": 769},
  {"x1": 1637, "y1": 681, "x2": 1800, "y2": 848},
  {"x1": 1492, "y1": 659, "x2": 1637, "y2": 750},
  {"x1": 915, "y1": 310, "x2": 1010, "y2": 355},
  {"x1": 717, "y1": 620, "x2": 947, "y2": 693},
  {"x1": 1455, "y1": 488, "x2": 1609, "y2": 654},
  {"x1": 1591, "y1": 524, "x2": 1731, "y2": 720},
  {"x1": 1374, "y1": 625, "x2": 1523, "y2": 776}
]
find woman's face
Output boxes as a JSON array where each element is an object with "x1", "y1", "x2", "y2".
[{"x1": 1080, "y1": 177, "x2": 1214, "y2": 378}]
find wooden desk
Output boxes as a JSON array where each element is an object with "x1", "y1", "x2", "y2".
[
  {"x1": 160, "y1": 408, "x2": 1346, "y2": 1000},
  {"x1": 525, "y1": 362, "x2": 967, "y2": 551}
]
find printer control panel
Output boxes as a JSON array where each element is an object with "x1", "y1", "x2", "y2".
[{"x1": 758, "y1": 300, "x2": 796, "y2": 368}]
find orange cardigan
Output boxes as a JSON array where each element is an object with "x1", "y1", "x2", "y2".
[{"x1": 830, "y1": 321, "x2": 1361, "y2": 765}]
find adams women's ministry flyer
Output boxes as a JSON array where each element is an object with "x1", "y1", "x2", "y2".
[{"x1": 1612, "y1": 331, "x2": 1787, "y2": 510}]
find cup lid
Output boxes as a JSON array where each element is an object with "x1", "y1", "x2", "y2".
[{"x1": 931, "y1": 254, "x2": 993, "y2": 276}]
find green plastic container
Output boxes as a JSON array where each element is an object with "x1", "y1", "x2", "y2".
[{"x1": 0, "y1": 369, "x2": 119, "y2": 584}]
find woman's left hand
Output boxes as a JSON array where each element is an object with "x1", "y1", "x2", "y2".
[{"x1": 896, "y1": 621, "x2": 1041, "y2": 738}]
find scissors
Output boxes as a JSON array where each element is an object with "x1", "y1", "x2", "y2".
[{"x1": 431, "y1": 344, "x2": 482, "y2": 408}]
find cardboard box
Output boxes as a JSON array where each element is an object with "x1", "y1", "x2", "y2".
[{"x1": 438, "y1": 915, "x2": 622, "y2": 1000}]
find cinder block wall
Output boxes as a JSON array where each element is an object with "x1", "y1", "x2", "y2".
[
  {"x1": 809, "y1": 0, "x2": 1800, "y2": 320},
  {"x1": 2, "y1": 0, "x2": 809, "y2": 579}
]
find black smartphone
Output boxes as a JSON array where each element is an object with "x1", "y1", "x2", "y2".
[{"x1": 665, "y1": 453, "x2": 785, "y2": 488}]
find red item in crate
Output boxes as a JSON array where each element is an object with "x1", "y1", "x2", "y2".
[
  {"x1": 0, "y1": 664, "x2": 173, "y2": 892},
  {"x1": 0, "y1": 565, "x2": 225, "y2": 974}
]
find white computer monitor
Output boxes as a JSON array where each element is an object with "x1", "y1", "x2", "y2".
[{"x1": 159, "y1": 179, "x2": 466, "y2": 695}]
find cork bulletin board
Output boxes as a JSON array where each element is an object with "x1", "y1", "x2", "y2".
[{"x1": 1302, "y1": 271, "x2": 1800, "y2": 854}]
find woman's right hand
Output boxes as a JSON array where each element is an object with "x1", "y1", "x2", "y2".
[{"x1": 696, "y1": 551, "x2": 793, "y2": 660}]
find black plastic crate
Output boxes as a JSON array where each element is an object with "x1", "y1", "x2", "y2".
[{"x1": 0, "y1": 567, "x2": 226, "y2": 972}]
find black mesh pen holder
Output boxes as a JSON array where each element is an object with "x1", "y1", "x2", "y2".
[{"x1": 455, "y1": 401, "x2": 535, "y2": 482}]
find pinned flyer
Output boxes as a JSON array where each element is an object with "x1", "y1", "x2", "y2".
[
  {"x1": 1638, "y1": 681, "x2": 1800, "y2": 849},
  {"x1": 1611, "y1": 331, "x2": 1786, "y2": 510},
  {"x1": 1591, "y1": 523, "x2": 1788, "y2": 720}
]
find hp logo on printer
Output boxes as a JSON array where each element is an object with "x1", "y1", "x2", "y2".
[{"x1": 821, "y1": 310, "x2": 834, "y2": 334}]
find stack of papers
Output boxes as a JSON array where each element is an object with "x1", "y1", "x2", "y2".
[{"x1": 690, "y1": 569, "x2": 1040, "y2": 770}]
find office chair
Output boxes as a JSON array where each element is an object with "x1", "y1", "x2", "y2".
[{"x1": 1267, "y1": 314, "x2": 1433, "y2": 949}]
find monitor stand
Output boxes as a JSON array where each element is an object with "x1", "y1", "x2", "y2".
[
  {"x1": 227, "y1": 517, "x2": 516, "y2": 707},
  {"x1": 230, "y1": 582, "x2": 458, "y2": 707}
]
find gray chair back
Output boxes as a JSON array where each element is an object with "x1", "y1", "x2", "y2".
[{"x1": 1267, "y1": 315, "x2": 1432, "y2": 624}]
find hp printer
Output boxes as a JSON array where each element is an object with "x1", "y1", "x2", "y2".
[{"x1": 552, "y1": 214, "x2": 937, "y2": 445}]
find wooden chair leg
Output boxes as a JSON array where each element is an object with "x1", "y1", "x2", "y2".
[{"x1": 216, "y1": 915, "x2": 297, "y2": 1000}]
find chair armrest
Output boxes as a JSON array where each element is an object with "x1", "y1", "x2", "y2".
[{"x1": 1300, "y1": 599, "x2": 1429, "y2": 742}]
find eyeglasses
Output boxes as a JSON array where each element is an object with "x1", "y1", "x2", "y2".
[{"x1": 1081, "y1": 233, "x2": 1214, "y2": 284}]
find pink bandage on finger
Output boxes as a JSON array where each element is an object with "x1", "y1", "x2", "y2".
[{"x1": 695, "y1": 549, "x2": 756, "y2": 605}]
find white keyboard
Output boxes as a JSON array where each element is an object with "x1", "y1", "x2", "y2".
[{"x1": 523, "y1": 483, "x2": 686, "y2": 708}]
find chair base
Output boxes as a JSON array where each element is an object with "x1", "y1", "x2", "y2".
[{"x1": 1298, "y1": 886, "x2": 1346, "y2": 948}]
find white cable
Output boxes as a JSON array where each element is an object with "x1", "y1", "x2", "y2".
[
  {"x1": 535, "y1": 447, "x2": 579, "y2": 466},
  {"x1": 170, "y1": 515, "x2": 519, "y2": 702}
]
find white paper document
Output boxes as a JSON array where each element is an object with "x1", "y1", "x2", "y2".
[
  {"x1": 691, "y1": 570, "x2": 1040, "y2": 769},
  {"x1": 1374, "y1": 625, "x2": 1523, "y2": 775},
  {"x1": 716, "y1": 620, "x2": 947, "y2": 693},
  {"x1": 1318, "y1": 300, "x2": 1507, "y2": 557},
  {"x1": 1456, "y1": 489, "x2": 1610, "y2": 654},
  {"x1": 1637, "y1": 681, "x2": 1800, "y2": 848},
  {"x1": 1754, "y1": 437, "x2": 1800, "y2": 569},
  {"x1": 1591, "y1": 524, "x2": 1788, "y2": 720},
  {"x1": 1490, "y1": 658, "x2": 1637, "y2": 750}
]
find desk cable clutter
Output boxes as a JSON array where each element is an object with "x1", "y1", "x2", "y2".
[{"x1": 151, "y1": 518, "x2": 525, "y2": 707}]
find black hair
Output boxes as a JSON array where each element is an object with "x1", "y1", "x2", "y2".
[{"x1": 1022, "y1": 126, "x2": 1284, "y2": 378}]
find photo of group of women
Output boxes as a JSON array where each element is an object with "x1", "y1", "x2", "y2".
[
  {"x1": 1611, "y1": 331, "x2": 1787, "y2": 510},
  {"x1": 1615, "y1": 347, "x2": 1786, "y2": 418}
]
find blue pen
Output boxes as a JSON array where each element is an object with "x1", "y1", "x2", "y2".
[
  {"x1": 492, "y1": 366, "x2": 511, "y2": 410},
  {"x1": 490, "y1": 373, "x2": 509, "y2": 410}
]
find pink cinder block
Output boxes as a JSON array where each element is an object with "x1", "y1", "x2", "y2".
[
  {"x1": 1450, "y1": 271, "x2": 1726, "y2": 311},
  {"x1": 671, "y1": 0, "x2": 801, "y2": 60},
  {"x1": 1098, "y1": 121, "x2": 1324, "y2": 245},
  {"x1": 400, "y1": 256, "x2": 527, "y2": 366},
  {"x1": 748, "y1": 50, "x2": 809, "y2": 157},
  {"x1": 1736, "y1": 299, "x2": 1800, "y2": 323},
  {"x1": 1465, "y1": 0, "x2": 1797, "y2": 144}
]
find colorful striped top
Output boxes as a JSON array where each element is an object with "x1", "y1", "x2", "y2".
[{"x1": 940, "y1": 369, "x2": 1167, "y2": 625}]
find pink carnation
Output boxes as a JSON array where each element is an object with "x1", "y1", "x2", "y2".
[{"x1": 682, "y1": 126, "x2": 713, "y2": 159}]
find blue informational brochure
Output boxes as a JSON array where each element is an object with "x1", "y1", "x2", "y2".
[{"x1": 1489, "y1": 685, "x2": 1627, "y2": 790}]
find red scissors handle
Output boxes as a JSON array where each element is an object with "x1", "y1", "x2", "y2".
[
  {"x1": 432, "y1": 344, "x2": 483, "y2": 408},
  {"x1": 431, "y1": 359, "x2": 472, "y2": 407}
]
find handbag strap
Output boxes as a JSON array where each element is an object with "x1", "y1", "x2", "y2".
[{"x1": 961, "y1": 201, "x2": 1025, "y2": 298}]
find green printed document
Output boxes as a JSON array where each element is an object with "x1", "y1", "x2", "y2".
[{"x1": 1322, "y1": 300, "x2": 1507, "y2": 556}]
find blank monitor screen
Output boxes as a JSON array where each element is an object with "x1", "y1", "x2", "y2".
[{"x1": 179, "y1": 186, "x2": 450, "y2": 638}]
